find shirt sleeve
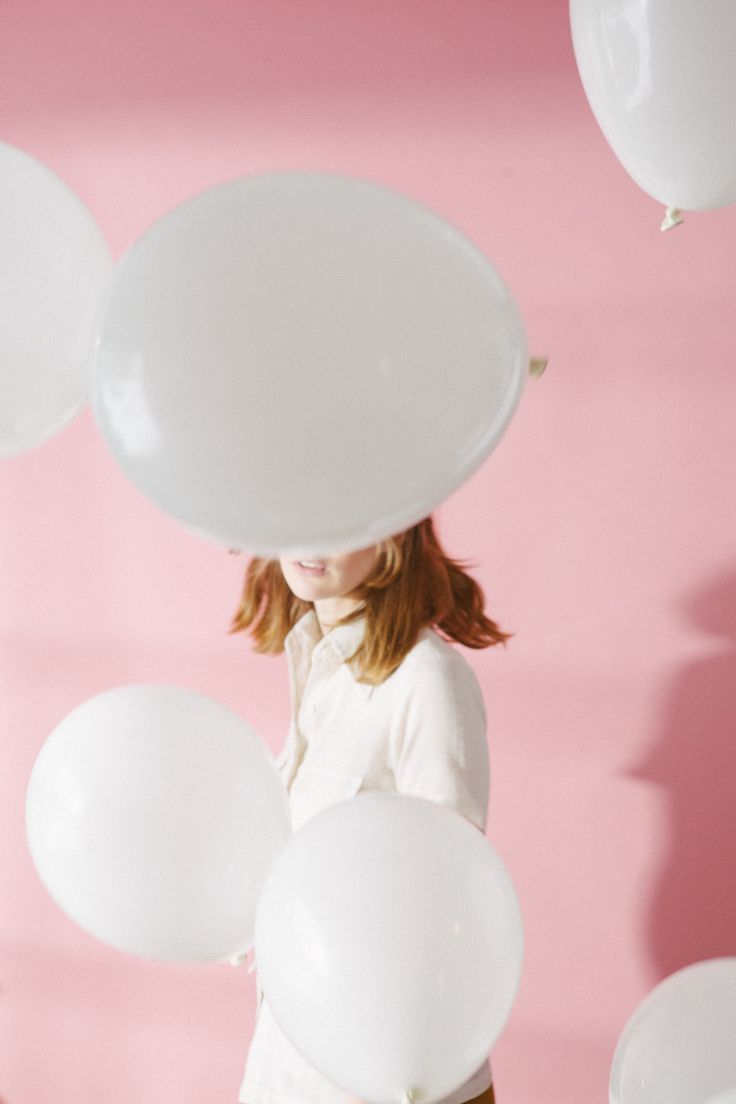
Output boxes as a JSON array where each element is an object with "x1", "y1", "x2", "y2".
[{"x1": 390, "y1": 642, "x2": 489, "y2": 832}]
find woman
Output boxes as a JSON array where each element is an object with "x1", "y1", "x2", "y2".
[{"x1": 231, "y1": 517, "x2": 508, "y2": 1104}]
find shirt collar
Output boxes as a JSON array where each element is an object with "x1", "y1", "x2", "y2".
[
  {"x1": 285, "y1": 607, "x2": 366, "y2": 659},
  {"x1": 284, "y1": 608, "x2": 323, "y2": 658},
  {"x1": 285, "y1": 608, "x2": 372, "y2": 694}
]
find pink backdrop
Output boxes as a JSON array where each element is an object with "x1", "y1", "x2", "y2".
[{"x1": 2, "y1": 2, "x2": 736, "y2": 1102}]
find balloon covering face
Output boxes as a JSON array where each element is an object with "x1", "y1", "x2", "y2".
[
  {"x1": 90, "y1": 171, "x2": 526, "y2": 556},
  {"x1": 279, "y1": 546, "x2": 379, "y2": 604}
]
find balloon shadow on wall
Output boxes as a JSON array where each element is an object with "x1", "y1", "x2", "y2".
[{"x1": 632, "y1": 570, "x2": 736, "y2": 978}]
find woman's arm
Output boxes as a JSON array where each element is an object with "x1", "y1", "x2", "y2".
[{"x1": 390, "y1": 643, "x2": 489, "y2": 832}]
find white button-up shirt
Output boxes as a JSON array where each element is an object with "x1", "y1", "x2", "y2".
[{"x1": 240, "y1": 610, "x2": 492, "y2": 1104}]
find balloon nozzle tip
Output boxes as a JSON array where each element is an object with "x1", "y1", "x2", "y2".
[
  {"x1": 229, "y1": 949, "x2": 252, "y2": 968},
  {"x1": 660, "y1": 206, "x2": 684, "y2": 232}
]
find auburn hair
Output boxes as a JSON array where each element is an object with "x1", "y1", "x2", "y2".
[{"x1": 230, "y1": 517, "x2": 510, "y2": 685}]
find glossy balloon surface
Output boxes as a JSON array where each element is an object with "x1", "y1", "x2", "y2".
[
  {"x1": 610, "y1": 958, "x2": 736, "y2": 1104},
  {"x1": 0, "y1": 142, "x2": 112, "y2": 455},
  {"x1": 91, "y1": 172, "x2": 526, "y2": 555},
  {"x1": 255, "y1": 793, "x2": 523, "y2": 1104},
  {"x1": 571, "y1": 0, "x2": 736, "y2": 211},
  {"x1": 26, "y1": 685, "x2": 291, "y2": 962}
]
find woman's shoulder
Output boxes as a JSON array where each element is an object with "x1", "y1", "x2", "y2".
[
  {"x1": 385, "y1": 628, "x2": 487, "y2": 746},
  {"x1": 391, "y1": 627, "x2": 481, "y2": 690}
]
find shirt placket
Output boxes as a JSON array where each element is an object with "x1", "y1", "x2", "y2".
[
  {"x1": 280, "y1": 627, "x2": 317, "y2": 789},
  {"x1": 297, "y1": 640, "x2": 343, "y2": 755}
]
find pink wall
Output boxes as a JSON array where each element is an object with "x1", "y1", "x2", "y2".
[{"x1": 2, "y1": 2, "x2": 736, "y2": 1101}]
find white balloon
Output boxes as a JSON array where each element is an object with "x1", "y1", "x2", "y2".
[
  {"x1": 90, "y1": 171, "x2": 527, "y2": 556},
  {"x1": 570, "y1": 0, "x2": 736, "y2": 214},
  {"x1": 0, "y1": 142, "x2": 112, "y2": 455},
  {"x1": 610, "y1": 958, "x2": 736, "y2": 1104},
  {"x1": 26, "y1": 685, "x2": 291, "y2": 962},
  {"x1": 254, "y1": 793, "x2": 523, "y2": 1104}
]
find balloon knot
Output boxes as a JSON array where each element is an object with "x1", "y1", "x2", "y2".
[
  {"x1": 660, "y1": 206, "x2": 684, "y2": 232},
  {"x1": 229, "y1": 949, "x2": 253, "y2": 969}
]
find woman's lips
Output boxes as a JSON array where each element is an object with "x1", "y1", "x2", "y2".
[{"x1": 293, "y1": 560, "x2": 327, "y2": 576}]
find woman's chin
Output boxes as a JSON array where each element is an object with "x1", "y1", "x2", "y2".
[
  {"x1": 292, "y1": 585, "x2": 323, "y2": 603},
  {"x1": 283, "y1": 574, "x2": 331, "y2": 604}
]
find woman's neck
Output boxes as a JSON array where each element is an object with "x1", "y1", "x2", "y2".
[{"x1": 313, "y1": 595, "x2": 363, "y2": 636}]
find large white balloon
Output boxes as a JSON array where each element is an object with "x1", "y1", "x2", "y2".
[
  {"x1": 0, "y1": 142, "x2": 112, "y2": 455},
  {"x1": 90, "y1": 172, "x2": 527, "y2": 556},
  {"x1": 254, "y1": 793, "x2": 523, "y2": 1104},
  {"x1": 610, "y1": 958, "x2": 736, "y2": 1104},
  {"x1": 26, "y1": 685, "x2": 291, "y2": 962},
  {"x1": 570, "y1": 1, "x2": 736, "y2": 218}
]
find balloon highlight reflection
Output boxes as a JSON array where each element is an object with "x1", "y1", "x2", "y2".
[{"x1": 255, "y1": 793, "x2": 523, "y2": 1104}]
